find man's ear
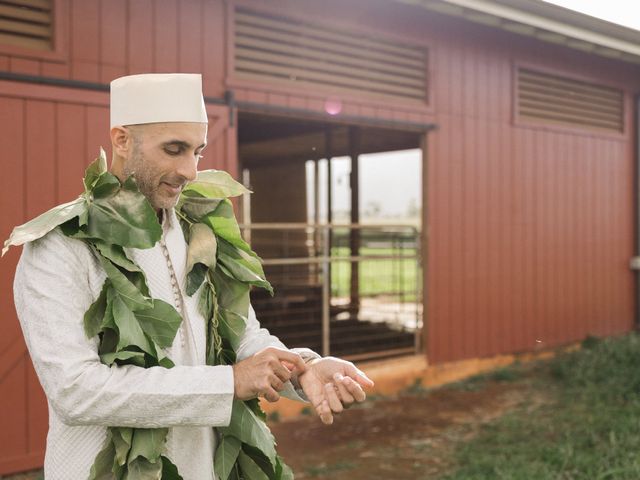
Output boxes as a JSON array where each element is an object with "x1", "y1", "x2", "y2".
[{"x1": 110, "y1": 126, "x2": 132, "y2": 157}]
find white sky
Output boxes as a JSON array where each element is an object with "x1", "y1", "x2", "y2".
[{"x1": 542, "y1": 0, "x2": 640, "y2": 31}]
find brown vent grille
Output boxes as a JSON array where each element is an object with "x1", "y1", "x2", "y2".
[
  {"x1": 234, "y1": 6, "x2": 427, "y2": 103},
  {"x1": 517, "y1": 68, "x2": 623, "y2": 132},
  {"x1": 0, "y1": 0, "x2": 53, "y2": 50}
]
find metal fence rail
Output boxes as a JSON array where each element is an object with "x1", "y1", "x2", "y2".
[{"x1": 241, "y1": 223, "x2": 423, "y2": 361}]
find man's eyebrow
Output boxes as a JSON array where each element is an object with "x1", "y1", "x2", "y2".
[{"x1": 162, "y1": 140, "x2": 207, "y2": 150}]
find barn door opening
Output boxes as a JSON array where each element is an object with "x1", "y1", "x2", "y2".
[{"x1": 238, "y1": 112, "x2": 424, "y2": 361}]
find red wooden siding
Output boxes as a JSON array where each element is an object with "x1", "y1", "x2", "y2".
[{"x1": 424, "y1": 17, "x2": 637, "y2": 362}]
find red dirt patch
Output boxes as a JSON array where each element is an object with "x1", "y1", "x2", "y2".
[{"x1": 271, "y1": 379, "x2": 538, "y2": 479}]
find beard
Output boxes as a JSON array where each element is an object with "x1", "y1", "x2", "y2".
[{"x1": 122, "y1": 146, "x2": 182, "y2": 211}]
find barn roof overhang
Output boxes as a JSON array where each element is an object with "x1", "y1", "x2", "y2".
[{"x1": 395, "y1": 0, "x2": 640, "y2": 64}]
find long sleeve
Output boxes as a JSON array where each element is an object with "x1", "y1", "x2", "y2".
[
  {"x1": 237, "y1": 304, "x2": 321, "y2": 401},
  {"x1": 14, "y1": 229, "x2": 234, "y2": 428}
]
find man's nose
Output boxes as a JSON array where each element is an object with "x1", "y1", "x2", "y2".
[{"x1": 176, "y1": 156, "x2": 198, "y2": 182}]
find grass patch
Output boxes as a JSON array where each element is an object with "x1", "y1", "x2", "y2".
[
  {"x1": 442, "y1": 333, "x2": 640, "y2": 479},
  {"x1": 305, "y1": 461, "x2": 356, "y2": 477},
  {"x1": 330, "y1": 246, "x2": 420, "y2": 299},
  {"x1": 447, "y1": 365, "x2": 522, "y2": 392}
]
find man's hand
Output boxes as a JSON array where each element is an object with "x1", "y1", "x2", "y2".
[
  {"x1": 298, "y1": 357, "x2": 374, "y2": 425},
  {"x1": 232, "y1": 347, "x2": 306, "y2": 403}
]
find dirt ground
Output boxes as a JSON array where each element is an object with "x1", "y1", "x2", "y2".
[
  {"x1": 271, "y1": 377, "x2": 545, "y2": 480},
  {"x1": 3, "y1": 376, "x2": 541, "y2": 480}
]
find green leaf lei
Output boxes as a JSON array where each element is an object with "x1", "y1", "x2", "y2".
[{"x1": 3, "y1": 149, "x2": 293, "y2": 480}]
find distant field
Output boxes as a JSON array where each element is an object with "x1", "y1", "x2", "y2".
[{"x1": 330, "y1": 246, "x2": 421, "y2": 300}]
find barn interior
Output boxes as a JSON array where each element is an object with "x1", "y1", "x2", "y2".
[{"x1": 238, "y1": 111, "x2": 424, "y2": 360}]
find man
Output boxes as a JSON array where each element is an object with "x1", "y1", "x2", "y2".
[{"x1": 12, "y1": 74, "x2": 373, "y2": 479}]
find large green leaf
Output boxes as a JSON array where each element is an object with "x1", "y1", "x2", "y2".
[
  {"x1": 84, "y1": 280, "x2": 110, "y2": 338},
  {"x1": 185, "y1": 223, "x2": 217, "y2": 295},
  {"x1": 84, "y1": 147, "x2": 108, "y2": 192},
  {"x1": 201, "y1": 199, "x2": 253, "y2": 255},
  {"x1": 94, "y1": 242, "x2": 150, "y2": 297},
  {"x1": 2, "y1": 196, "x2": 86, "y2": 256},
  {"x1": 218, "y1": 308, "x2": 246, "y2": 351},
  {"x1": 242, "y1": 443, "x2": 277, "y2": 478},
  {"x1": 179, "y1": 195, "x2": 222, "y2": 220},
  {"x1": 99, "y1": 256, "x2": 152, "y2": 311},
  {"x1": 183, "y1": 169, "x2": 250, "y2": 199},
  {"x1": 212, "y1": 270, "x2": 250, "y2": 317},
  {"x1": 220, "y1": 400, "x2": 277, "y2": 465},
  {"x1": 88, "y1": 432, "x2": 117, "y2": 480},
  {"x1": 214, "y1": 435, "x2": 242, "y2": 480},
  {"x1": 275, "y1": 456, "x2": 294, "y2": 480},
  {"x1": 94, "y1": 241, "x2": 142, "y2": 273},
  {"x1": 161, "y1": 456, "x2": 183, "y2": 480},
  {"x1": 128, "y1": 428, "x2": 168, "y2": 464},
  {"x1": 134, "y1": 300, "x2": 182, "y2": 349},
  {"x1": 111, "y1": 427, "x2": 133, "y2": 467},
  {"x1": 92, "y1": 171, "x2": 121, "y2": 199},
  {"x1": 87, "y1": 176, "x2": 162, "y2": 249},
  {"x1": 217, "y1": 240, "x2": 272, "y2": 294},
  {"x1": 237, "y1": 450, "x2": 271, "y2": 480},
  {"x1": 124, "y1": 457, "x2": 163, "y2": 480},
  {"x1": 100, "y1": 350, "x2": 146, "y2": 367},
  {"x1": 186, "y1": 223, "x2": 217, "y2": 273},
  {"x1": 112, "y1": 294, "x2": 154, "y2": 354}
]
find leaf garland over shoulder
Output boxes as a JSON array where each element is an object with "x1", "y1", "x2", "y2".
[{"x1": 3, "y1": 149, "x2": 292, "y2": 480}]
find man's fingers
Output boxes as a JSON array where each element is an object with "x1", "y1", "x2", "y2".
[
  {"x1": 316, "y1": 399, "x2": 333, "y2": 425},
  {"x1": 272, "y1": 361, "x2": 292, "y2": 384},
  {"x1": 324, "y1": 382, "x2": 343, "y2": 413},
  {"x1": 345, "y1": 364, "x2": 375, "y2": 388},
  {"x1": 342, "y1": 375, "x2": 366, "y2": 402},
  {"x1": 268, "y1": 348, "x2": 306, "y2": 373},
  {"x1": 268, "y1": 374, "x2": 285, "y2": 392},
  {"x1": 333, "y1": 373, "x2": 355, "y2": 405},
  {"x1": 263, "y1": 387, "x2": 280, "y2": 403}
]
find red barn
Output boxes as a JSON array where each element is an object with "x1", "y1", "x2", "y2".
[{"x1": 1, "y1": 0, "x2": 639, "y2": 474}]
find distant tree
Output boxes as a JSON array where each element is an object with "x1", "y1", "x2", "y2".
[
  {"x1": 364, "y1": 201, "x2": 382, "y2": 218},
  {"x1": 406, "y1": 198, "x2": 420, "y2": 218}
]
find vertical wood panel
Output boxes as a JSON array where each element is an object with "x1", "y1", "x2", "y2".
[
  {"x1": 56, "y1": 103, "x2": 86, "y2": 202},
  {"x1": 100, "y1": 0, "x2": 127, "y2": 81},
  {"x1": 70, "y1": 0, "x2": 99, "y2": 81},
  {"x1": 0, "y1": 97, "x2": 24, "y2": 355},
  {"x1": 462, "y1": 116, "x2": 475, "y2": 357},
  {"x1": 86, "y1": 105, "x2": 110, "y2": 162},
  {"x1": 26, "y1": 363, "x2": 47, "y2": 453},
  {"x1": 71, "y1": 0, "x2": 100, "y2": 61},
  {"x1": 25, "y1": 100, "x2": 56, "y2": 218},
  {"x1": 476, "y1": 118, "x2": 489, "y2": 356},
  {"x1": 486, "y1": 118, "x2": 500, "y2": 355},
  {"x1": 128, "y1": 0, "x2": 154, "y2": 73},
  {"x1": 427, "y1": 119, "x2": 440, "y2": 360},
  {"x1": 178, "y1": 0, "x2": 203, "y2": 73},
  {"x1": 0, "y1": 358, "x2": 27, "y2": 459},
  {"x1": 154, "y1": 0, "x2": 178, "y2": 72}
]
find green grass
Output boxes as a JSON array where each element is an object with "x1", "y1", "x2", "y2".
[
  {"x1": 330, "y1": 246, "x2": 420, "y2": 299},
  {"x1": 442, "y1": 333, "x2": 640, "y2": 480}
]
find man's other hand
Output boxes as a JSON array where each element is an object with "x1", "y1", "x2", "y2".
[
  {"x1": 298, "y1": 357, "x2": 374, "y2": 425},
  {"x1": 232, "y1": 347, "x2": 306, "y2": 402}
]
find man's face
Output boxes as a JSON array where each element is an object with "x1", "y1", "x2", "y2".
[{"x1": 122, "y1": 122, "x2": 207, "y2": 210}]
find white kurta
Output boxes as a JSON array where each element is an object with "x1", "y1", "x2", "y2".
[{"x1": 13, "y1": 209, "x2": 314, "y2": 480}]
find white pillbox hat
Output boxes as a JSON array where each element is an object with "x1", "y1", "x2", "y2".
[{"x1": 110, "y1": 73, "x2": 208, "y2": 128}]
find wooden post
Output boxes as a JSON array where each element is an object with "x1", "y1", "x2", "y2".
[{"x1": 349, "y1": 126, "x2": 361, "y2": 316}]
